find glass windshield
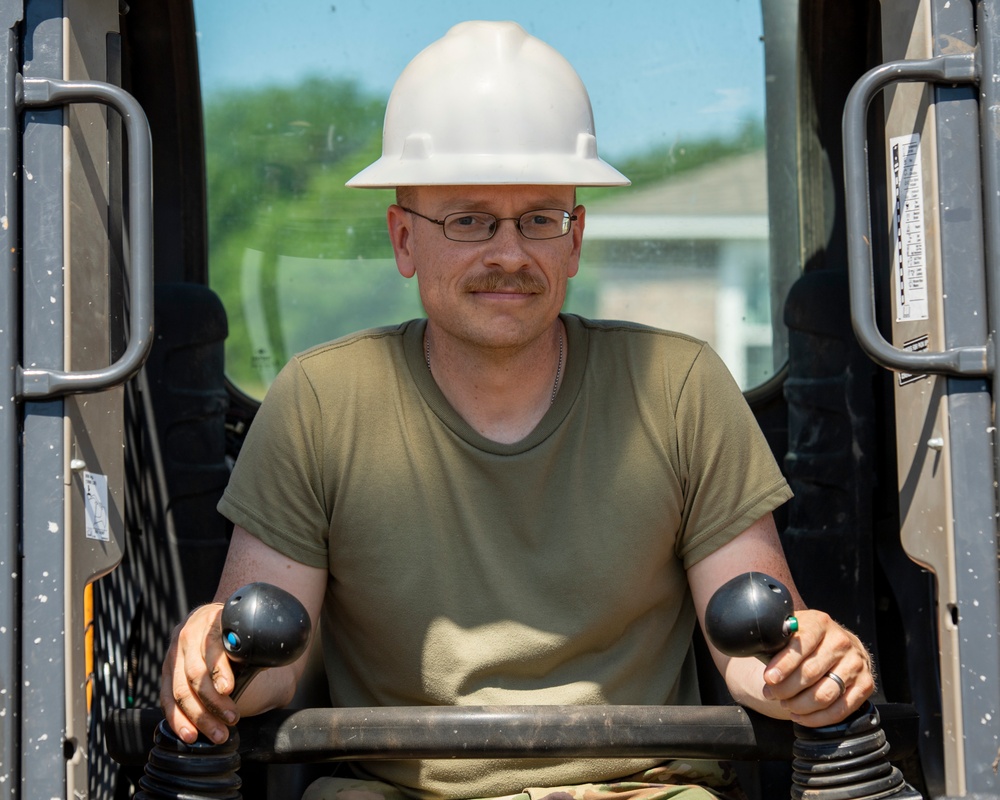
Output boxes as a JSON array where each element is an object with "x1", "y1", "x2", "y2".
[{"x1": 194, "y1": 2, "x2": 785, "y2": 397}]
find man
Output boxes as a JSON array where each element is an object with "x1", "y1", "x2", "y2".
[{"x1": 162, "y1": 21, "x2": 874, "y2": 800}]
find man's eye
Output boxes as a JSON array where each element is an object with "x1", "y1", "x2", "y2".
[
  {"x1": 524, "y1": 212, "x2": 563, "y2": 228},
  {"x1": 450, "y1": 214, "x2": 492, "y2": 227}
]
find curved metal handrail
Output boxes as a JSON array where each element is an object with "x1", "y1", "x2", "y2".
[
  {"x1": 842, "y1": 53, "x2": 990, "y2": 376},
  {"x1": 17, "y1": 76, "x2": 153, "y2": 398}
]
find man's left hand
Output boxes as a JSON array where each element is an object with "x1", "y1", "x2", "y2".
[{"x1": 761, "y1": 608, "x2": 875, "y2": 727}]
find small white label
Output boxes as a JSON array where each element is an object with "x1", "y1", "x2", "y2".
[
  {"x1": 83, "y1": 471, "x2": 110, "y2": 542},
  {"x1": 891, "y1": 134, "x2": 929, "y2": 322}
]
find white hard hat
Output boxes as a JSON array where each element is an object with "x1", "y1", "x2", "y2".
[{"x1": 347, "y1": 21, "x2": 630, "y2": 188}]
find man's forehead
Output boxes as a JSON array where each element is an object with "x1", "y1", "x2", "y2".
[{"x1": 410, "y1": 184, "x2": 577, "y2": 210}]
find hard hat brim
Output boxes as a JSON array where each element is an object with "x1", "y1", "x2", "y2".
[{"x1": 346, "y1": 154, "x2": 631, "y2": 188}]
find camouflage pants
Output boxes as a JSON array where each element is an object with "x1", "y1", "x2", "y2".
[{"x1": 301, "y1": 761, "x2": 746, "y2": 800}]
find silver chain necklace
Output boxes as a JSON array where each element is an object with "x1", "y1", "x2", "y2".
[{"x1": 425, "y1": 331, "x2": 565, "y2": 405}]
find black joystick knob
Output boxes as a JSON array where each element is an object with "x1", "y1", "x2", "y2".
[
  {"x1": 221, "y1": 582, "x2": 311, "y2": 701},
  {"x1": 705, "y1": 571, "x2": 798, "y2": 661}
]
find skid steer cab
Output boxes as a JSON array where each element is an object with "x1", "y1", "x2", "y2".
[{"x1": 2, "y1": 1, "x2": 1000, "y2": 799}]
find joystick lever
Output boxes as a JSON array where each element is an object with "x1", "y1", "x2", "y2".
[
  {"x1": 704, "y1": 572, "x2": 920, "y2": 800},
  {"x1": 136, "y1": 583, "x2": 312, "y2": 800}
]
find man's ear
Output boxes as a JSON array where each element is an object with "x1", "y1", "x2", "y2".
[
  {"x1": 567, "y1": 204, "x2": 585, "y2": 279},
  {"x1": 387, "y1": 204, "x2": 416, "y2": 278}
]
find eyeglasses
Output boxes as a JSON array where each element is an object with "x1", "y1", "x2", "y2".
[{"x1": 399, "y1": 206, "x2": 578, "y2": 242}]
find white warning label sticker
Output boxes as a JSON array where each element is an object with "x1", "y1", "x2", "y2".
[
  {"x1": 891, "y1": 134, "x2": 929, "y2": 322},
  {"x1": 84, "y1": 471, "x2": 110, "y2": 542}
]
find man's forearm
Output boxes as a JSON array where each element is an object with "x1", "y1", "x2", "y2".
[{"x1": 231, "y1": 663, "x2": 301, "y2": 718}]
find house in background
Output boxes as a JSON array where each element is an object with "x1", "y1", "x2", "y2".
[{"x1": 573, "y1": 150, "x2": 771, "y2": 389}]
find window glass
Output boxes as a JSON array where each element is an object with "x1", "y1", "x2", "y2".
[{"x1": 194, "y1": 2, "x2": 784, "y2": 398}]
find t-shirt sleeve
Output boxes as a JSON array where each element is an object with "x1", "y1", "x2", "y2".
[
  {"x1": 217, "y1": 357, "x2": 331, "y2": 568},
  {"x1": 674, "y1": 343, "x2": 792, "y2": 568}
]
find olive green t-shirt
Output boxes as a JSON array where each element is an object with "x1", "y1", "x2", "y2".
[{"x1": 218, "y1": 315, "x2": 792, "y2": 799}]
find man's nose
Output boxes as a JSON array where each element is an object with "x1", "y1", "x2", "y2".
[{"x1": 485, "y1": 218, "x2": 531, "y2": 269}]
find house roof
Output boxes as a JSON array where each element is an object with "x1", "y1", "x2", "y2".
[{"x1": 588, "y1": 150, "x2": 768, "y2": 216}]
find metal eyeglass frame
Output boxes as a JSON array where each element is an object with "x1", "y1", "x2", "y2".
[{"x1": 398, "y1": 206, "x2": 578, "y2": 242}]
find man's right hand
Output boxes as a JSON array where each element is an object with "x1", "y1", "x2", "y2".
[
  {"x1": 159, "y1": 525, "x2": 326, "y2": 744},
  {"x1": 160, "y1": 602, "x2": 238, "y2": 744}
]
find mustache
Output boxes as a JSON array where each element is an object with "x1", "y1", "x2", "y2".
[{"x1": 461, "y1": 271, "x2": 546, "y2": 294}]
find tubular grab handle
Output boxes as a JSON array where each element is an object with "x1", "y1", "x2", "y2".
[
  {"x1": 103, "y1": 703, "x2": 920, "y2": 766},
  {"x1": 842, "y1": 53, "x2": 991, "y2": 376},
  {"x1": 16, "y1": 76, "x2": 153, "y2": 398}
]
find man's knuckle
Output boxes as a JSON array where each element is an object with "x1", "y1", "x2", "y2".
[
  {"x1": 798, "y1": 661, "x2": 826, "y2": 685},
  {"x1": 173, "y1": 694, "x2": 196, "y2": 722}
]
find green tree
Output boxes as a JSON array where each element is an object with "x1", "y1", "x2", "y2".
[{"x1": 204, "y1": 77, "x2": 408, "y2": 394}]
